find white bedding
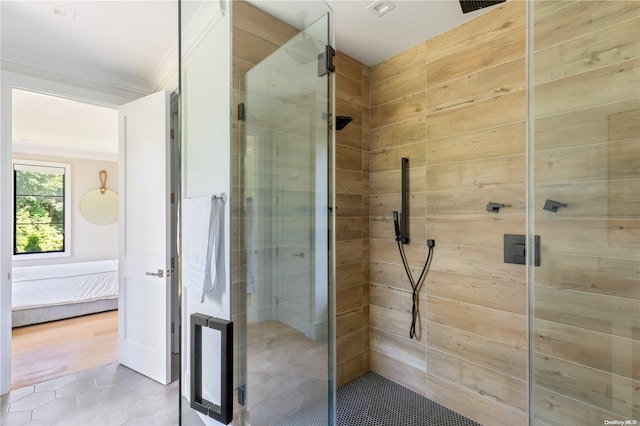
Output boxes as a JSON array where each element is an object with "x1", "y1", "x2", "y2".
[{"x1": 12, "y1": 260, "x2": 118, "y2": 310}]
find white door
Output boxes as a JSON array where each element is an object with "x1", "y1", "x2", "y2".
[{"x1": 118, "y1": 90, "x2": 171, "y2": 385}]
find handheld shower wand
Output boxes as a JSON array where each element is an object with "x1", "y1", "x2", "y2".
[
  {"x1": 393, "y1": 211, "x2": 401, "y2": 241},
  {"x1": 392, "y1": 158, "x2": 435, "y2": 340}
]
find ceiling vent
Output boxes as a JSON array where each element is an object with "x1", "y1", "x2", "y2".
[
  {"x1": 459, "y1": 0, "x2": 506, "y2": 14},
  {"x1": 49, "y1": 4, "x2": 76, "y2": 21},
  {"x1": 367, "y1": 0, "x2": 396, "y2": 18}
]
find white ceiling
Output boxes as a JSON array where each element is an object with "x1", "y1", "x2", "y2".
[
  {"x1": 250, "y1": 0, "x2": 490, "y2": 67},
  {"x1": 1, "y1": 1, "x2": 178, "y2": 85},
  {"x1": 1, "y1": 0, "x2": 495, "y2": 158},
  {"x1": 12, "y1": 89, "x2": 119, "y2": 160}
]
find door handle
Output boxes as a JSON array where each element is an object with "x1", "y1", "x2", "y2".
[
  {"x1": 145, "y1": 269, "x2": 165, "y2": 278},
  {"x1": 191, "y1": 313, "x2": 233, "y2": 424}
]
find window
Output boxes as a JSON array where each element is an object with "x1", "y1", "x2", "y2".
[{"x1": 13, "y1": 160, "x2": 71, "y2": 257}]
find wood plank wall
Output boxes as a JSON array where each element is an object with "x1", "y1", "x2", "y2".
[
  {"x1": 369, "y1": 2, "x2": 528, "y2": 425},
  {"x1": 231, "y1": 2, "x2": 637, "y2": 424},
  {"x1": 334, "y1": 52, "x2": 370, "y2": 387},
  {"x1": 532, "y1": 1, "x2": 640, "y2": 424}
]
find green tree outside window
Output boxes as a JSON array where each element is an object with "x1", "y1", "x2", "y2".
[{"x1": 14, "y1": 167, "x2": 66, "y2": 255}]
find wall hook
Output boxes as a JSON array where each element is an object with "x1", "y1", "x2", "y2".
[
  {"x1": 543, "y1": 199, "x2": 568, "y2": 213},
  {"x1": 99, "y1": 170, "x2": 108, "y2": 194},
  {"x1": 487, "y1": 202, "x2": 504, "y2": 213}
]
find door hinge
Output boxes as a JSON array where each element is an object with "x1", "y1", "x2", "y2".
[
  {"x1": 171, "y1": 257, "x2": 175, "y2": 269},
  {"x1": 318, "y1": 45, "x2": 336, "y2": 77},
  {"x1": 238, "y1": 103, "x2": 246, "y2": 121},
  {"x1": 170, "y1": 128, "x2": 175, "y2": 141},
  {"x1": 238, "y1": 384, "x2": 246, "y2": 406},
  {"x1": 170, "y1": 192, "x2": 175, "y2": 204},
  {"x1": 171, "y1": 322, "x2": 175, "y2": 334}
]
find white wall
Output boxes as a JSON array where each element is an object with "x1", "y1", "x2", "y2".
[
  {"x1": 0, "y1": 2, "x2": 178, "y2": 394},
  {"x1": 11, "y1": 153, "x2": 118, "y2": 267},
  {"x1": 180, "y1": 1, "x2": 231, "y2": 425}
]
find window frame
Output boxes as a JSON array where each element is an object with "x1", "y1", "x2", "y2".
[{"x1": 12, "y1": 159, "x2": 71, "y2": 260}]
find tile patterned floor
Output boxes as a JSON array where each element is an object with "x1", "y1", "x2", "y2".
[
  {"x1": 245, "y1": 320, "x2": 328, "y2": 426},
  {"x1": 0, "y1": 363, "x2": 204, "y2": 426},
  {"x1": 3, "y1": 362, "x2": 482, "y2": 425}
]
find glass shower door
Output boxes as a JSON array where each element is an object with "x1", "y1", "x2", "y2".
[
  {"x1": 238, "y1": 10, "x2": 334, "y2": 426},
  {"x1": 529, "y1": 1, "x2": 640, "y2": 424}
]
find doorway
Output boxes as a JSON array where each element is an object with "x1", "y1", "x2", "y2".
[
  {"x1": 10, "y1": 88, "x2": 120, "y2": 390},
  {"x1": 4, "y1": 87, "x2": 180, "y2": 391}
]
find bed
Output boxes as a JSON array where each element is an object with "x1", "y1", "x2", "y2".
[{"x1": 12, "y1": 259, "x2": 119, "y2": 327}]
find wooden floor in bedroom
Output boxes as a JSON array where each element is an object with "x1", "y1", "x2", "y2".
[{"x1": 10, "y1": 310, "x2": 118, "y2": 390}]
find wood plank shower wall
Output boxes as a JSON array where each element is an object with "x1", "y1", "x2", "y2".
[
  {"x1": 231, "y1": 2, "x2": 638, "y2": 425},
  {"x1": 368, "y1": 2, "x2": 528, "y2": 424},
  {"x1": 232, "y1": 1, "x2": 528, "y2": 424}
]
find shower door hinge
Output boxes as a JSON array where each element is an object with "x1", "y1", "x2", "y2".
[
  {"x1": 238, "y1": 384, "x2": 246, "y2": 406},
  {"x1": 318, "y1": 45, "x2": 336, "y2": 77},
  {"x1": 238, "y1": 103, "x2": 246, "y2": 121}
]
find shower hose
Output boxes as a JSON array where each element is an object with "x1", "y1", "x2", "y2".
[{"x1": 396, "y1": 239, "x2": 434, "y2": 340}]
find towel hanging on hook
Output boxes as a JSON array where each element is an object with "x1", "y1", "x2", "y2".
[
  {"x1": 212, "y1": 193, "x2": 227, "y2": 203},
  {"x1": 182, "y1": 193, "x2": 227, "y2": 303},
  {"x1": 203, "y1": 195, "x2": 226, "y2": 301}
]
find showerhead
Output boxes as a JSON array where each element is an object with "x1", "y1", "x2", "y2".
[
  {"x1": 336, "y1": 115, "x2": 352, "y2": 131},
  {"x1": 459, "y1": 0, "x2": 506, "y2": 13}
]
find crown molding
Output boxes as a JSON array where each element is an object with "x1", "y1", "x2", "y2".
[
  {"x1": 1, "y1": 44, "x2": 155, "y2": 98},
  {"x1": 149, "y1": 39, "x2": 179, "y2": 92},
  {"x1": 182, "y1": 1, "x2": 225, "y2": 62},
  {"x1": 13, "y1": 140, "x2": 118, "y2": 162}
]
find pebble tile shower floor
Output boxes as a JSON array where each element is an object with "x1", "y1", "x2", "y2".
[{"x1": 278, "y1": 371, "x2": 482, "y2": 426}]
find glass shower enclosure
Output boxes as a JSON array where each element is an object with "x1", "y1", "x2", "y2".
[
  {"x1": 529, "y1": 1, "x2": 640, "y2": 424},
  {"x1": 236, "y1": 7, "x2": 335, "y2": 426}
]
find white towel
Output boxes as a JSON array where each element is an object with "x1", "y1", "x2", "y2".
[{"x1": 182, "y1": 195, "x2": 226, "y2": 302}]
